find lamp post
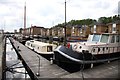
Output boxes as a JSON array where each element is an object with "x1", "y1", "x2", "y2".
[
  {"x1": 24, "y1": 2, "x2": 26, "y2": 36},
  {"x1": 64, "y1": 0, "x2": 67, "y2": 46}
]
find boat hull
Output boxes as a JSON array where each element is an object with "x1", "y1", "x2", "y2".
[
  {"x1": 54, "y1": 46, "x2": 92, "y2": 72},
  {"x1": 26, "y1": 46, "x2": 54, "y2": 60},
  {"x1": 54, "y1": 46, "x2": 120, "y2": 71}
]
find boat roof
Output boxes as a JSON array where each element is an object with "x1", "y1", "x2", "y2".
[{"x1": 31, "y1": 40, "x2": 56, "y2": 46}]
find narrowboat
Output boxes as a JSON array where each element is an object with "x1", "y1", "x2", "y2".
[
  {"x1": 25, "y1": 40, "x2": 57, "y2": 54},
  {"x1": 18, "y1": 36, "x2": 32, "y2": 45}
]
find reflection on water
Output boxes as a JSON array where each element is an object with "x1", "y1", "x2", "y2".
[{"x1": 6, "y1": 38, "x2": 30, "y2": 79}]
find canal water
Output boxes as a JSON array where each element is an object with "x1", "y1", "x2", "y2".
[{"x1": 6, "y1": 38, "x2": 30, "y2": 79}]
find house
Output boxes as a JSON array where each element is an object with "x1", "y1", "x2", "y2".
[
  {"x1": 56, "y1": 27, "x2": 71, "y2": 37},
  {"x1": 19, "y1": 25, "x2": 45, "y2": 36},
  {"x1": 51, "y1": 27, "x2": 58, "y2": 36},
  {"x1": 91, "y1": 23, "x2": 108, "y2": 34},
  {"x1": 57, "y1": 27, "x2": 65, "y2": 37},
  {"x1": 80, "y1": 25, "x2": 91, "y2": 37},
  {"x1": 107, "y1": 22, "x2": 120, "y2": 33},
  {"x1": 70, "y1": 25, "x2": 91, "y2": 37}
]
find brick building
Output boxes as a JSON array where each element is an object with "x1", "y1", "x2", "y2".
[{"x1": 107, "y1": 22, "x2": 120, "y2": 33}]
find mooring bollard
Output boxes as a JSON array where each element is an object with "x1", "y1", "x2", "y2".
[
  {"x1": 36, "y1": 55, "x2": 40, "y2": 76},
  {"x1": 91, "y1": 63, "x2": 93, "y2": 68},
  {"x1": 108, "y1": 60, "x2": 110, "y2": 63},
  {"x1": 17, "y1": 46, "x2": 21, "y2": 52},
  {"x1": 50, "y1": 57, "x2": 53, "y2": 65}
]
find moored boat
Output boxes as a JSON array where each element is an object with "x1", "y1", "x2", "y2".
[
  {"x1": 54, "y1": 33, "x2": 120, "y2": 68},
  {"x1": 25, "y1": 40, "x2": 57, "y2": 54},
  {"x1": 18, "y1": 36, "x2": 32, "y2": 45}
]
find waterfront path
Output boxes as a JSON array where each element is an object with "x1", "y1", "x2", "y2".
[
  {"x1": 10, "y1": 38, "x2": 119, "y2": 79},
  {"x1": 10, "y1": 38, "x2": 69, "y2": 79}
]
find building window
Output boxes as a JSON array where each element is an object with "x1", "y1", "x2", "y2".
[
  {"x1": 94, "y1": 25, "x2": 96, "y2": 33},
  {"x1": 112, "y1": 24, "x2": 116, "y2": 33},
  {"x1": 80, "y1": 28, "x2": 82, "y2": 33},
  {"x1": 72, "y1": 27, "x2": 75, "y2": 33},
  {"x1": 116, "y1": 35, "x2": 120, "y2": 42}
]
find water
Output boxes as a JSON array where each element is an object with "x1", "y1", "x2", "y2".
[{"x1": 6, "y1": 38, "x2": 30, "y2": 79}]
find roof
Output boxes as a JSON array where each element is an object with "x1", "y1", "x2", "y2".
[
  {"x1": 107, "y1": 21, "x2": 120, "y2": 25},
  {"x1": 31, "y1": 26, "x2": 44, "y2": 28},
  {"x1": 32, "y1": 40, "x2": 56, "y2": 46}
]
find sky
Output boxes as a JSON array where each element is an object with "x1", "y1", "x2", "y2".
[{"x1": 0, "y1": 0, "x2": 120, "y2": 32}]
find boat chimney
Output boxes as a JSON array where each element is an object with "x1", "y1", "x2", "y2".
[{"x1": 112, "y1": 23, "x2": 116, "y2": 33}]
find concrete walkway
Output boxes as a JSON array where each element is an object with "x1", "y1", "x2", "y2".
[{"x1": 11, "y1": 38, "x2": 69, "y2": 79}]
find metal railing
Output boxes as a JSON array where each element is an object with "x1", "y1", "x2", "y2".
[{"x1": 2, "y1": 36, "x2": 6, "y2": 80}]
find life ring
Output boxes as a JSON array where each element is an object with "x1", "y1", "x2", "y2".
[{"x1": 73, "y1": 44, "x2": 78, "y2": 49}]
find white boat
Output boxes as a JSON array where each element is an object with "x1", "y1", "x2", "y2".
[
  {"x1": 54, "y1": 33, "x2": 120, "y2": 66},
  {"x1": 25, "y1": 40, "x2": 57, "y2": 54},
  {"x1": 72, "y1": 33, "x2": 120, "y2": 57}
]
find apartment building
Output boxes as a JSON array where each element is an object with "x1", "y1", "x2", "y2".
[{"x1": 107, "y1": 22, "x2": 120, "y2": 33}]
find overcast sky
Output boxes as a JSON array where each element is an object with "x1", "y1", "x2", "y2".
[{"x1": 0, "y1": 0, "x2": 119, "y2": 32}]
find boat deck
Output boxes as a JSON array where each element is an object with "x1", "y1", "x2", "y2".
[{"x1": 10, "y1": 38, "x2": 119, "y2": 79}]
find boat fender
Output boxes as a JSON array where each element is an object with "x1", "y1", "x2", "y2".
[
  {"x1": 50, "y1": 57, "x2": 53, "y2": 64},
  {"x1": 73, "y1": 44, "x2": 78, "y2": 50},
  {"x1": 67, "y1": 43, "x2": 70, "y2": 48}
]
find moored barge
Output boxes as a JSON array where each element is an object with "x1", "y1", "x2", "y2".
[{"x1": 54, "y1": 33, "x2": 120, "y2": 68}]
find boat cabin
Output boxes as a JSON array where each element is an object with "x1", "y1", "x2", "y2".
[
  {"x1": 72, "y1": 33, "x2": 120, "y2": 54},
  {"x1": 25, "y1": 40, "x2": 57, "y2": 54},
  {"x1": 87, "y1": 33, "x2": 120, "y2": 43}
]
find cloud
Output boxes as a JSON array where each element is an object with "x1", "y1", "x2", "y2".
[
  {"x1": 118, "y1": 1, "x2": 120, "y2": 14},
  {"x1": 0, "y1": 0, "x2": 120, "y2": 32}
]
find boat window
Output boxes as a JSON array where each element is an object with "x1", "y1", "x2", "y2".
[
  {"x1": 27, "y1": 42, "x2": 30, "y2": 46},
  {"x1": 87, "y1": 34, "x2": 93, "y2": 42},
  {"x1": 111, "y1": 35, "x2": 115, "y2": 43},
  {"x1": 100, "y1": 34, "x2": 109, "y2": 43},
  {"x1": 47, "y1": 46, "x2": 52, "y2": 52},
  {"x1": 116, "y1": 35, "x2": 119, "y2": 42},
  {"x1": 30, "y1": 40, "x2": 34, "y2": 42},
  {"x1": 92, "y1": 34, "x2": 100, "y2": 42}
]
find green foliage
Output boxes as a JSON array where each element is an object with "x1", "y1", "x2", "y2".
[
  {"x1": 67, "y1": 19, "x2": 96, "y2": 25},
  {"x1": 98, "y1": 15, "x2": 120, "y2": 24},
  {"x1": 53, "y1": 15, "x2": 120, "y2": 28}
]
